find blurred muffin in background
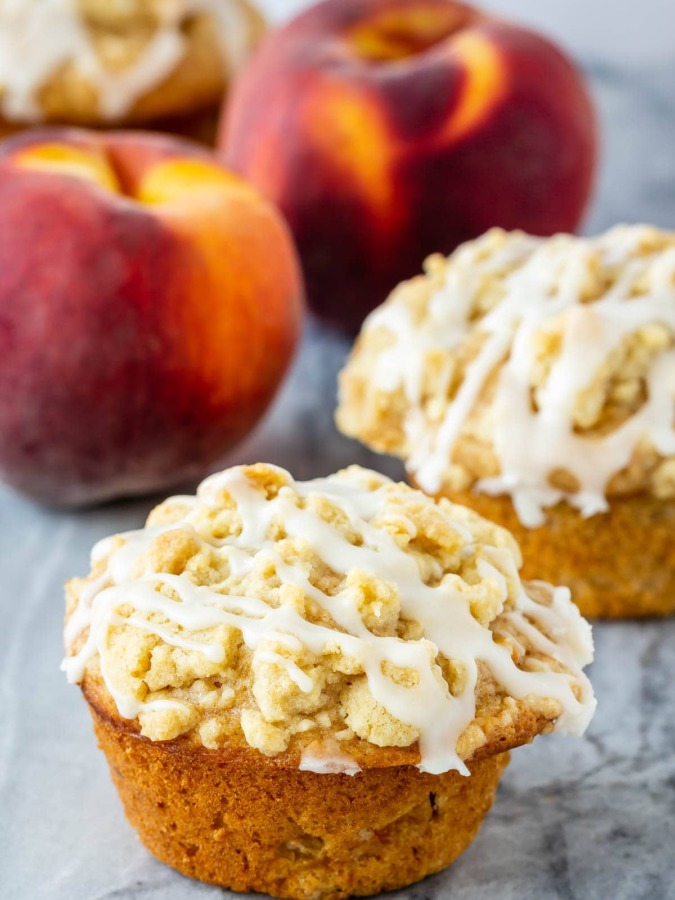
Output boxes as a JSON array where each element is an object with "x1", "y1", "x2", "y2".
[
  {"x1": 337, "y1": 225, "x2": 675, "y2": 619},
  {"x1": 0, "y1": 0, "x2": 265, "y2": 142}
]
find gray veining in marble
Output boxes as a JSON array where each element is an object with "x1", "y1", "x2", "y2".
[{"x1": 1, "y1": 2, "x2": 675, "y2": 898}]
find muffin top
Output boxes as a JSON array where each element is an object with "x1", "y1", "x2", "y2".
[
  {"x1": 0, "y1": 0, "x2": 261, "y2": 123},
  {"x1": 337, "y1": 225, "x2": 675, "y2": 527},
  {"x1": 63, "y1": 464, "x2": 595, "y2": 775}
]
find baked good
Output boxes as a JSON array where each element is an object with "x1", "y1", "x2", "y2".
[
  {"x1": 0, "y1": 0, "x2": 264, "y2": 140},
  {"x1": 63, "y1": 463, "x2": 595, "y2": 898},
  {"x1": 337, "y1": 225, "x2": 675, "y2": 618}
]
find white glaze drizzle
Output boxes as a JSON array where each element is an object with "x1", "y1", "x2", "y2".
[
  {"x1": 0, "y1": 0, "x2": 254, "y2": 122},
  {"x1": 299, "y1": 740, "x2": 362, "y2": 776},
  {"x1": 62, "y1": 465, "x2": 595, "y2": 775},
  {"x1": 364, "y1": 226, "x2": 675, "y2": 527}
]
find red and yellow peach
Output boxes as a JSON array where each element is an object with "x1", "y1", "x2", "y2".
[
  {"x1": 0, "y1": 129, "x2": 303, "y2": 505},
  {"x1": 220, "y1": 0, "x2": 598, "y2": 330}
]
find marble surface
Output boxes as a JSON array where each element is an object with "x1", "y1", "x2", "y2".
[{"x1": 2, "y1": 4, "x2": 675, "y2": 899}]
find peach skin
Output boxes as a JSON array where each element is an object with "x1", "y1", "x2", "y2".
[
  {"x1": 220, "y1": 0, "x2": 598, "y2": 331},
  {"x1": 0, "y1": 129, "x2": 303, "y2": 506}
]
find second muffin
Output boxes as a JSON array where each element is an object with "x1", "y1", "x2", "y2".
[
  {"x1": 338, "y1": 225, "x2": 675, "y2": 618},
  {"x1": 63, "y1": 463, "x2": 595, "y2": 898}
]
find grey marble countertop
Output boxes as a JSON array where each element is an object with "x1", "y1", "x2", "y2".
[{"x1": 2, "y1": 5, "x2": 675, "y2": 898}]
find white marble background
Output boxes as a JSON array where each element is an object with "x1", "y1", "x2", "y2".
[{"x1": 1, "y1": 2, "x2": 675, "y2": 899}]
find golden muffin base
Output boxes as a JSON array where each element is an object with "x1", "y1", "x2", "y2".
[
  {"x1": 90, "y1": 705, "x2": 509, "y2": 900},
  {"x1": 427, "y1": 486, "x2": 675, "y2": 619}
]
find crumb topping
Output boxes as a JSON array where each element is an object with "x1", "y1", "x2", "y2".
[
  {"x1": 63, "y1": 464, "x2": 595, "y2": 774},
  {"x1": 337, "y1": 225, "x2": 675, "y2": 526}
]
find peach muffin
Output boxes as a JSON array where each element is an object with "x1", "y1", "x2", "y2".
[
  {"x1": 63, "y1": 463, "x2": 595, "y2": 899},
  {"x1": 337, "y1": 225, "x2": 675, "y2": 619},
  {"x1": 0, "y1": 0, "x2": 264, "y2": 140}
]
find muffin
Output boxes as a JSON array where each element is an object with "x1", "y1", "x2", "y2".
[
  {"x1": 63, "y1": 463, "x2": 595, "y2": 899},
  {"x1": 0, "y1": 0, "x2": 264, "y2": 141},
  {"x1": 337, "y1": 225, "x2": 675, "y2": 619}
]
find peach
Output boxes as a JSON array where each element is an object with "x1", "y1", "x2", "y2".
[
  {"x1": 0, "y1": 129, "x2": 303, "y2": 506},
  {"x1": 220, "y1": 0, "x2": 598, "y2": 330}
]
